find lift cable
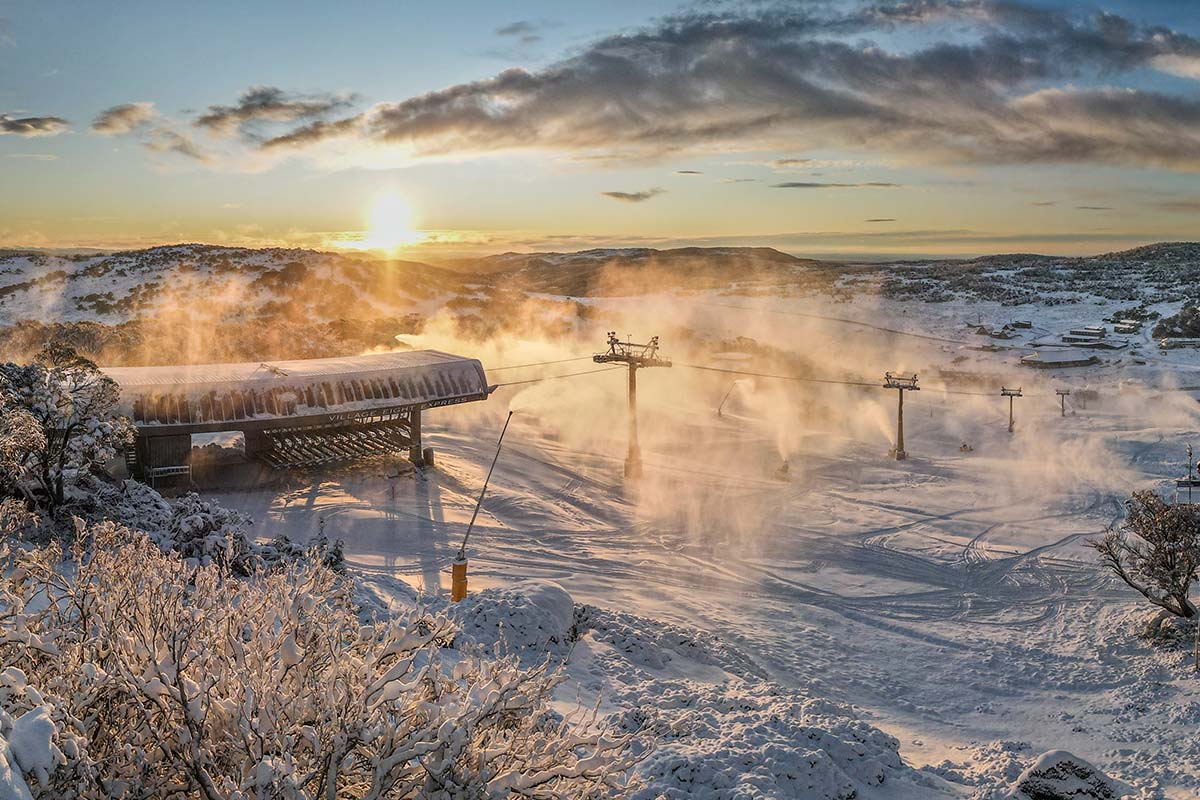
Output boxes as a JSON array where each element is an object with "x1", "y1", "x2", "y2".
[
  {"x1": 487, "y1": 357, "x2": 1051, "y2": 398},
  {"x1": 493, "y1": 366, "x2": 623, "y2": 388},
  {"x1": 676, "y1": 362, "x2": 880, "y2": 388},
  {"x1": 487, "y1": 356, "x2": 595, "y2": 371}
]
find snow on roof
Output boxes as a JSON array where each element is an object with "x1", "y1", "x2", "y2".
[
  {"x1": 103, "y1": 350, "x2": 477, "y2": 391},
  {"x1": 102, "y1": 350, "x2": 490, "y2": 428}
]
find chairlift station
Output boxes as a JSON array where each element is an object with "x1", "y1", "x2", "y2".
[{"x1": 102, "y1": 350, "x2": 492, "y2": 484}]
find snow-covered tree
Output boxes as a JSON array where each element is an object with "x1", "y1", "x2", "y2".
[
  {"x1": 1090, "y1": 490, "x2": 1200, "y2": 618},
  {"x1": 0, "y1": 344, "x2": 133, "y2": 514},
  {"x1": 0, "y1": 520, "x2": 638, "y2": 798}
]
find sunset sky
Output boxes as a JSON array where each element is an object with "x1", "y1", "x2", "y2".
[{"x1": 2, "y1": 0, "x2": 1198, "y2": 259}]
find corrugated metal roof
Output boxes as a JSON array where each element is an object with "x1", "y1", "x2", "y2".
[
  {"x1": 102, "y1": 350, "x2": 471, "y2": 390},
  {"x1": 101, "y1": 350, "x2": 490, "y2": 429}
]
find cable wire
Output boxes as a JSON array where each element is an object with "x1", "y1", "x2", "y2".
[
  {"x1": 494, "y1": 366, "x2": 621, "y2": 388},
  {"x1": 487, "y1": 356, "x2": 595, "y2": 371}
]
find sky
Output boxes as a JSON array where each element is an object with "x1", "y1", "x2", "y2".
[{"x1": 1, "y1": 0, "x2": 1199, "y2": 260}]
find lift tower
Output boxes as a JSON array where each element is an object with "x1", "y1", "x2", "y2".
[
  {"x1": 883, "y1": 372, "x2": 920, "y2": 460},
  {"x1": 594, "y1": 332, "x2": 672, "y2": 478},
  {"x1": 1001, "y1": 386, "x2": 1023, "y2": 432},
  {"x1": 1056, "y1": 388, "x2": 1070, "y2": 417}
]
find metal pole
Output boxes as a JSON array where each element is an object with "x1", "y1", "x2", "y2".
[
  {"x1": 717, "y1": 382, "x2": 737, "y2": 416},
  {"x1": 1008, "y1": 395, "x2": 1015, "y2": 433},
  {"x1": 1061, "y1": 393, "x2": 1066, "y2": 417},
  {"x1": 456, "y1": 410, "x2": 514, "y2": 560},
  {"x1": 626, "y1": 364, "x2": 642, "y2": 477},
  {"x1": 895, "y1": 389, "x2": 905, "y2": 460}
]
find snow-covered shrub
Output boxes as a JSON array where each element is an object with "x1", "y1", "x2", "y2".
[
  {"x1": 0, "y1": 521, "x2": 638, "y2": 798},
  {"x1": 0, "y1": 344, "x2": 133, "y2": 515},
  {"x1": 1090, "y1": 490, "x2": 1200, "y2": 618},
  {"x1": 448, "y1": 580, "x2": 578, "y2": 662},
  {"x1": 69, "y1": 477, "x2": 335, "y2": 573},
  {"x1": 1010, "y1": 750, "x2": 1134, "y2": 800},
  {"x1": 616, "y1": 682, "x2": 905, "y2": 800},
  {"x1": 159, "y1": 491, "x2": 260, "y2": 574}
]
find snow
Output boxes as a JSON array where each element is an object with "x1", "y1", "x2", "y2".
[
  {"x1": 213, "y1": 327, "x2": 1200, "y2": 797},
  {"x1": 448, "y1": 580, "x2": 577, "y2": 659},
  {"x1": 12, "y1": 244, "x2": 1200, "y2": 795},
  {"x1": 0, "y1": 706, "x2": 60, "y2": 797}
]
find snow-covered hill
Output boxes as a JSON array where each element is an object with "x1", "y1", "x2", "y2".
[
  {"x1": 0, "y1": 244, "x2": 462, "y2": 324},
  {"x1": 5, "y1": 242, "x2": 1199, "y2": 329}
]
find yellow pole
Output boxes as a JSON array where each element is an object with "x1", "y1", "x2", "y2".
[{"x1": 451, "y1": 556, "x2": 468, "y2": 602}]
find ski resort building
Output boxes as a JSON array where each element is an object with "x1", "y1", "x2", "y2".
[
  {"x1": 102, "y1": 351, "x2": 492, "y2": 484},
  {"x1": 1019, "y1": 351, "x2": 1100, "y2": 369}
]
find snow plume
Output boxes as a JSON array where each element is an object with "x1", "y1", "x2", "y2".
[{"x1": 389, "y1": 276, "x2": 1183, "y2": 560}]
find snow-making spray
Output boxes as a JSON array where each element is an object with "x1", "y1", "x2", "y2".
[{"x1": 452, "y1": 410, "x2": 514, "y2": 602}]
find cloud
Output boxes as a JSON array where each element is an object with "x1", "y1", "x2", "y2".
[
  {"x1": 6, "y1": 153, "x2": 57, "y2": 161},
  {"x1": 1030, "y1": 200, "x2": 1056, "y2": 206},
  {"x1": 144, "y1": 128, "x2": 208, "y2": 161},
  {"x1": 771, "y1": 181, "x2": 899, "y2": 189},
  {"x1": 494, "y1": 19, "x2": 558, "y2": 46},
  {"x1": 1158, "y1": 199, "x2": 1200, "y2": 213},
  {"x1": 307, "y1": 1, "x2": 1200, "y2": 171},
  {"x1": 1153, "y1": 54, "x2": 1200, "y2": 80},
  {"x1": 601, "y1": 188, "x2": 666, "y2": 202},
  {"x1": 722, "y1": 177, "x2": 757, "y2": 183},
  {"x1": 865, "y1": 218, "x2": 895, "y2": 222},
  {"x1": 0, "y1": 114, "x2": 69, "y2": 136},
  {"x1": 496, "y1": 20, "x2": 543, "y2": 44},
  {"x1": 1075, "y1": 205, "x2": 1113, "y2": 211},
  {"x1": 260, "y1": 114, "x2": 364, "y2": 149},
  {"x1": 675, "y1": 169, "x2": 703, "y2": 174},
  {"x1": 195, "y1": 85, "x2": 356, "y2": 138},
  {"x1": 92, "y1": 101, "x2": 157, "y2": 135}
]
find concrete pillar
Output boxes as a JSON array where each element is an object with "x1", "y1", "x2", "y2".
[
  {"x1": 409, "y1": 407, "x2": 424, "y2": 466},
  {"x1": 244, "y1": 430, "x2": 269, "y2": 458}
]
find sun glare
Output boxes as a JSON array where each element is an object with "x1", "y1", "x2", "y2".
[{"x1": 332, "y1": 192, "x2": 424, "y2": 254}]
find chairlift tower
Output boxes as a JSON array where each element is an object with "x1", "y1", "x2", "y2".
[
  {"x1": 594, "y1": 332, "x2": 672, "y2": 478},
  {"x1": 1056, "y1": 388, "x2": 1070, "y2": 418},
  {"x1": 883, "y1": 372, "x2": 919, "y2": 460},
  {"x1": 1001, "y1": 386, "x2": 1023, "y2": 432}
]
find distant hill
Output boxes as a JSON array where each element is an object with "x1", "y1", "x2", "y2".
[
  {"x1": 442, "y1": 246, "x2": 839, "y2": 296},
  {"x1": 4, "y1": 241, "x2": 1200, "y2": 327}
]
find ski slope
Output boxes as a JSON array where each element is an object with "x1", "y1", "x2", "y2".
[{"x1": 216, "y1": 346, "x2": 1200, "y2": 797}]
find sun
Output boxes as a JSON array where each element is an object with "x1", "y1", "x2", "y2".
[{"x1": 332, "y1": 192, "x2": 424, "y2": 254}]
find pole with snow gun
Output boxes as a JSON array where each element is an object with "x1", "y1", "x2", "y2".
[
  {"x1": 883, "y1": 372, "x2": 919, "y2": 460},
  {"x1": 716, "y1": 381, "x2": 739, "y2": 417},
  {"x1": 594, "y1": 332, "x2": 672, "y2": 478},
  {"x1": 452, "y1": 410, "x2": 514, "y2": 602},
  {"x1": 1001, "y1": 386, "x2": 1022, "y2": 433}
]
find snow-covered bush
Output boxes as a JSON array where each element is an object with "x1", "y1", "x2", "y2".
[
  {"x1": 1090, "y1": 490, "x2": 1200, "y2": 618},
  {"x1": 0, "y1": 344, "x2": 133, "y2": 515},
  {"x1": 68, "y1": 477, "x2": 334, "y2": 573},
  {"x1": 0, "y1": 521, "x2": 637, "y2": 798}
]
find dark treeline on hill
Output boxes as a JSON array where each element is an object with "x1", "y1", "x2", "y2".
[{"x1": 0, "y1": 317, "x2": 424, "y2": 366}]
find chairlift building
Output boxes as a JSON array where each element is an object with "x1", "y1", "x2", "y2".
[{"x1": 102, "y1": 350, "x2": 492, "y2": 483}]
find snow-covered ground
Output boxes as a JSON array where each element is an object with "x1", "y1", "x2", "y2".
[{"x1": 211, "y1": 288, "x2": 1200, "y2": 797}]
